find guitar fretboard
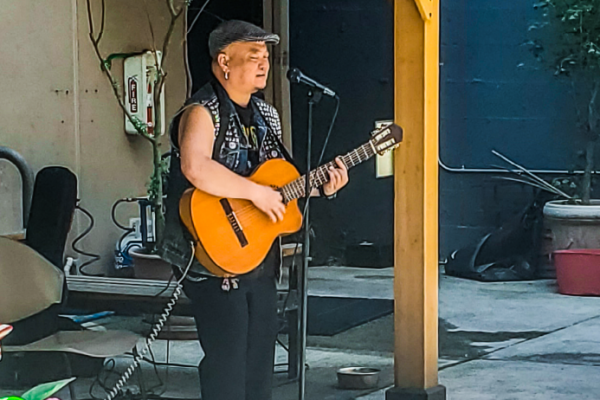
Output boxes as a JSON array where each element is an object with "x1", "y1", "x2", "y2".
[{"x1": 281, "y1": 142, "x2": 376, "y2": 202}]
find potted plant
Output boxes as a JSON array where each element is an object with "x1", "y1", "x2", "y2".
[
  {"x1": 532, "y1": 0, "x2": 600, "y2": 251},
  {"x1": 85, "y1": 1, "x2": 190, "y2": 279},
  {"x1": 528, "y1": 0, "x2": 600, "y2": 293}
]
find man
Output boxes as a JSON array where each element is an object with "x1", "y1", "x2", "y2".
[{"x1": 159, "y1": 20, "x2": 348, "y2": 400}]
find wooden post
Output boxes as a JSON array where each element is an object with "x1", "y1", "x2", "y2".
[{"x1": 386, "y1": 0, "x2": 445, "y2": 399}]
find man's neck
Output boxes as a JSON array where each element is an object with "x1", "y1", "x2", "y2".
[
  {"x1": 213, "y1": 72, "x2": 252, "y2": 108},
  {"x1": 223, "y1": 84, "x2": 252, "y2": 107}
]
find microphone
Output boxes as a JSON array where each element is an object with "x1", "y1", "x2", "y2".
[{"x1": 286, "y1": 68, "x2": 337, "y2": 98}]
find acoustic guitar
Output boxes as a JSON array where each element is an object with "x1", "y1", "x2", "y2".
[{"x1": 180, "y1": 123, "x2": 403, "y2": 277}]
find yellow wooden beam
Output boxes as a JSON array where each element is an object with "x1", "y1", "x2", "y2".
[{"x1": 387, "y1": 0, "x2": 444, "y2": 398}]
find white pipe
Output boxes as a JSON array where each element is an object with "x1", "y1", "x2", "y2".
[
  {"x1": 64, "y1": 257, "x2": 75, "y2": 276},
  {"x1": 438, "y1": 157, "x2": 595, "y2": 175}
]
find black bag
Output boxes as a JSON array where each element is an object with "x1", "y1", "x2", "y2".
[{"x1": 445, "y1": 192, "x2": 551, "y2": 282}]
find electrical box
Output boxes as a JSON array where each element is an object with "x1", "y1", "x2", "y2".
[
  {"x1": 375, "y1": 120, "x2": 394, "y2": 178},
  {"x1": 123, "y1": 51, "x2": 166, "y2": 136}
]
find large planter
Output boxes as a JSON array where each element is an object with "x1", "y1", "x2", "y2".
[
  {"x1": 129, "y1": 247, "x2": 173, "y2": 281},
  {"x1": 543, "y1": 200, "x2": 600, "y2": 286},
  {"x1": 543, "y1": 200, "x2": 600, "y2": 250}
]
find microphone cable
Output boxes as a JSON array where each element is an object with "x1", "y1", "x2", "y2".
[
  {"x1": 280, "y1": 95, "x2": 341, "y2": 360},
  {"x1": 103, "y1": 243, "x2": 196, "y2": 400}
]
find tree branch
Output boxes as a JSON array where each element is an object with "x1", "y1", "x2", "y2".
[
  {"x1": 183, "y1": 5, "x2": 192, "y2": 97},
  {"x1": 154, "y1": 0, "x2": 186, "y2": 107},
  {"x1": 97, "y1": 0, "x2": 106, "y2": 44},
  {"x1": 86, "y1": 0, "x2": 96, "y2": 42},
  {"x1": 86, "y1": 0, "x2": 155, "y2": 144},
  {"x1": 589, "y1": 80, "x2": 599, "y2": 134},
  {"x1": 143, "y1": 0, "x2": 161, "y2": 71},
  {"x1": 167, "y1": 0, "x2": 178, "y2": 17}
]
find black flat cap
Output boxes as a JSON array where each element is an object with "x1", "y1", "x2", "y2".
[{"x1": 208, "y1": 20, "x2": 280, "y2": 58}]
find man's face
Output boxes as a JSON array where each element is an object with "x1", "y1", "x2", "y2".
[{"x1": 221, "y1": 41, "x2": 270, "y2": 92}]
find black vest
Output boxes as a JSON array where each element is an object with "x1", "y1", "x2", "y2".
[{"x1": 158, "y1": 79, "x2": 288, "y2": 278}]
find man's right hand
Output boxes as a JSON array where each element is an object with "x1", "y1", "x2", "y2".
[{"x1": 250, "y1": 184, "x2": 286, "y2": 223}]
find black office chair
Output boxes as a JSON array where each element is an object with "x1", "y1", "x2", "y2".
[{"x1": 6, "y1": 167, "x2": 77, "y2": 346}]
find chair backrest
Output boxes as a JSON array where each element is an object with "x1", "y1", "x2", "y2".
[{"x1": 25, "y1": 166, "x2": 77, "y2": 268}]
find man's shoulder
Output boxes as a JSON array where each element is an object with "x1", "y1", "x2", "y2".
[
  {"x1": 181, "y1": 91, "x2": 219, "y2": 128},
  {"x1": 253, "y1": 96, "x2": 279, "y2": 117},
  {"x1": 187, "y1": 89, "x2": 218, "y2": 110},
  {"x1": 188, "y1": 80, "x2": 216, "y2": 101},
  {"x1": 253, "y1": 97, "x2": 282, "y2": 138}
]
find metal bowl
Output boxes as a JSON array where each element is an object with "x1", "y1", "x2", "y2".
[{"x1": 336, "y1": 367, "x2": 381, "y2": 389}]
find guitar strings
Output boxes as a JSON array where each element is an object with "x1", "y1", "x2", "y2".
[{"x1": 226, "y1": 148, "x2": 372, "y2": 220}]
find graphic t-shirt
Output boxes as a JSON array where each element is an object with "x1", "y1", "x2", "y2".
[{"x1": 233, "y1": 101, "x2": 260, "y2": 171}]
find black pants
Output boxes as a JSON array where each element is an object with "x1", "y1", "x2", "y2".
[{"x1": 183, "y1": 267, "x2": 279, "y2": 400}]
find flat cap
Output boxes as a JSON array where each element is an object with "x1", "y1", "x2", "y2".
[{"x1": 208, "y1": 20, "x2": 280, "y2": 58}]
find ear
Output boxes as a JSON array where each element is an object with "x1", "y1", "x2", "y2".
[{"x1": 217, "y1": 53, "x2": 229, "y2": 71}]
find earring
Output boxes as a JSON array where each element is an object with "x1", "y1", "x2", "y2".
[{"x1": 225, "y1": 71, "x2": 229, "y2": 80}]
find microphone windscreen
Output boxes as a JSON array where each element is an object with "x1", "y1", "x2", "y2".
[{"x1": 287, "y1": 68, "x2": 301, "y2": 83}]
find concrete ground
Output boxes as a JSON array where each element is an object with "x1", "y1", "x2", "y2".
[{"x1": 3, "y1": 266, "x2": 600, "y2": 400}]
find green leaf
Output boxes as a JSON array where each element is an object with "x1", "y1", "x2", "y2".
[
  {"x1": 21, "y1": 378, "x2": 76, "y2": 400},
  {"x1": 1, "y1": 397, "x2": 25, "y2": 400}
]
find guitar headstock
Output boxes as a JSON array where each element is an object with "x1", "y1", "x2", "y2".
[{"x1": 370, "y1": 123, "x2": 403, "y2": 155}]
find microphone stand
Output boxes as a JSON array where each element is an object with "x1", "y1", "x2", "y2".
[{"x1": 298, "y1": 88, "x2": 323, "y2": 400}]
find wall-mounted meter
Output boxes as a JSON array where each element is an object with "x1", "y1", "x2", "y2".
[{"x1": 123, "y1": 51, "x2": 166, "y2": 136}]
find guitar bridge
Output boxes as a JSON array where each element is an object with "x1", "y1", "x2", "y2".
[{"x1": 219, "y1": 199, "x2": 249, "y2": 248}]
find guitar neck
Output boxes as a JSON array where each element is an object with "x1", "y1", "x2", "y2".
[{"x1": 282, "y1": 142, "x2": 376, "y2": 202}]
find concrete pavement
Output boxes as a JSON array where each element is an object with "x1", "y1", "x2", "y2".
[{"x1": 4, "y1": 266, "x2": 600, "y2": 400}]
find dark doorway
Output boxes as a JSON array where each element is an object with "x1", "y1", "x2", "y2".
[{"x1": 289, "y1": 1, "x2": 395, "y2": 265}]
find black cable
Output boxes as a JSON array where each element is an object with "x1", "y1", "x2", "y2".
[
  {"x1": 316, "y1": 95, "x2": 341, "y2": 167},
  {"x1": 301, "y1": 95, "x2": 341, "y2": 225},
  {"x1": 112, "y1": 198, "x2": 137, "y2": 260},
  {"x1": 125, "y1": 351, "x2": 197, "y2": 369},
  {"x1": 111, "y1": 198, "x2": 139, "y2": 231},
  {"x1": 276, "y1": 336, "x2": 289, "y2": 352},
  {"x1": 147, "y1": 345, "x2": 166, "y2": 396},
  {"x1": 187, "y1": 0, "x2": 211, "y2": 34},
  {"x1": 200, "y1": 10, "x2": 224, "y2": 22},
  {"x1": 117, "y1": 229, "x2": 134, "y2": 254},
  {"x1": 90, "y1": 359, "x2": 122, "y2": 400},
  {"x1": 93, "y1": 351, "x2": 167, "y2": 399},
  {"x1": 152, "y1": 272, "x2": 176, "y2": 298},
  {"x1": 72, "y1": 204, "x2": 103, "y2": 276}
]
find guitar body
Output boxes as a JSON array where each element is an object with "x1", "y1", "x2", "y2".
[
  {"x1": 179, "y1": 123, "x2": 404, "y2": 277},
  {"x1": 180, "y1": 158, "x2": 303, "y2": 277}
]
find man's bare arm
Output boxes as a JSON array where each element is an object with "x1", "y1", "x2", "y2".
[
  {"x1": 179, "y1": 105, "x2": 257, "y2": 199},
  {"x1": 179, "y1": 105, "x2": 286, "y2": 222}
]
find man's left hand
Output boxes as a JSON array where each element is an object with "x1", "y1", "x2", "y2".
[{"x1": 322, "y1": 157, "x2": 349, "y2": 196}]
